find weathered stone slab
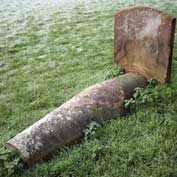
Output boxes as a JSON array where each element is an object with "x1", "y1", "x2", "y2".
[
  {"x1": 114, "y1": 6, "x2": 176, "y2": 83},
  {"x1": 6, "y1": 73, "x2": 147, "y2": 166}
]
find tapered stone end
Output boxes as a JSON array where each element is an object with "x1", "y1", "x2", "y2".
[{"x1": 114, "y1": 6, "x2": 176, "y2": 83}]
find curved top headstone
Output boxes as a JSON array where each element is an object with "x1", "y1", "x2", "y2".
[{"x1": 114, "y1": 6, "x2": 176, "y2": 83}]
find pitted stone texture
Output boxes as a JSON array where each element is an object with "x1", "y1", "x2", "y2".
[
  {"x1": 6, "y1": 73, "x2": 147, "y2": 166},
  {"x1": 114, "y1": 6, "x2": 176, "y2": 83}
]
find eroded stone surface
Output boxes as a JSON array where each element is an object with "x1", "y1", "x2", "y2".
[
  {"x1": 6, "y1": 73, "x2": 147, "y2": 166},
  {"x1": 114, "y1": 6, "x2": 176, "y2": 83}
]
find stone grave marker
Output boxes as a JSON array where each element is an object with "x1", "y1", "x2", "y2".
[{"x1": 114, "y1": 6, "x2": 176, "y2": 83}]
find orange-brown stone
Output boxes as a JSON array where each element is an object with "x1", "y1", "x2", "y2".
[{"x1": 114, "y1": 6, "x2": 176, "y2": 83}]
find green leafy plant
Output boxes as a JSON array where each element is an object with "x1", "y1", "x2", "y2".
[
  {"x1": 104, "y1": 66, "x2": 125, "y2": 80},
  {"x1": 0, "y1": 147, "x2": 23, "y2": 177},
  {"x1": 83, "y1": 122, "x2": 101, "y2": 142},
  {"x1": 124, "y1": 79, "x2": 157, "y2": 111},
  {"x1": 147, "y1": 79, "x2": 157, "y2": 88}
]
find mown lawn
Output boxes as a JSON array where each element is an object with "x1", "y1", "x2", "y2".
[{"x1": 0, "y1": 0, "x2": 177, "y2": 176}]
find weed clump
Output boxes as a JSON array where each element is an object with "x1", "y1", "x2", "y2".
[
  {"x1": 0, "y1": 147, "x2": 23, "y2": 177},
  {"x1": 104, "y1": 66, "x2": 125, "y2": 80},
  {"x1": 83, "y1": 121, "x2": 101, "y2": 142},
  {"x1": 124, "y1": 79, "x2": 158, "y2": 111}
]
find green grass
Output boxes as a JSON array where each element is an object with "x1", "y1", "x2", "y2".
[{"x1": 0, "y1": 0, "x2": 177, "y2": 176}]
